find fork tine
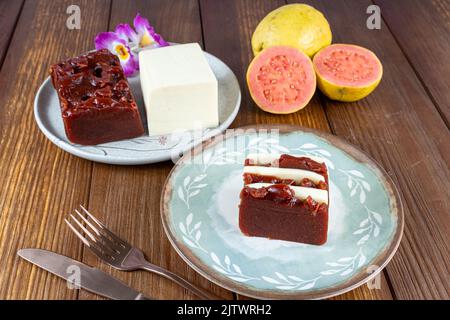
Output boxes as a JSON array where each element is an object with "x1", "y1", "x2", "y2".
[
  {"x1": 65, "y1": 219, "x2": 91, "y2": 247},
  {"x1": 96, "y1": 233, "x2": 121, "y2": 253},
  {"x1": 74, "y1": 209, "x2": 101, "y2": 236},
  {"x1": 74, "y1": 207, "x2": 119, "y2": 250},
  {"x1": 98, "y1": 227, "x2": 128, "y2": 248},
  {"x1": 69, "y1": 214, "x2": 97, "y2": 242},
  {"x1": 88, "y1": 243, "x2": 116, "y2": 262},
  {"x1": 72, "y1": 208, "x2": 122, "y2": 255},
  {"x1": 67, "y1": 216, "x2": 118, "y2": 258},
  {"x1": 90, "y1": 237, "x2": 118, "y2": 258},
  {"x1": 79, "y1": 205, "x2": 128, "y2": 247},
  {"x1": 79, "y1": 205, "x2": 105, "y2": 228}
]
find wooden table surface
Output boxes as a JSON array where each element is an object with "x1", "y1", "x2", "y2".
[{"x1": 0, "y1": 0, "x2": 448, "y2": 300}]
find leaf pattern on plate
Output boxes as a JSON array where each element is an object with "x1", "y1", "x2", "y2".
[
  {"x1": 201, "y1": 147, "x2": 241, "y2": 172},
  {"x1": 245, "y1": 137, "x2": 290, "y2": 154},
  {"x1": 353, "y1": 206, "x2": 384, "y2": 245},
  {"x1": 261, "y1": 273, "x2": 320, "y2": 290},
  {"x1": 339, "y1": 169, "x2": 371, "y2": 204},
  {"x1": 209, "y1": 252, "x2": 258, "y2": 282},
  {"x1": 177, "y1": 174, "x2": 208, "y2": 209},
  {"x1": 320, "y1": 248, "x2": 367, "y2": 276},
  {"x1": 77, "y1": 135, "x2": 183, "y2": 156},
  {"x1": 179, "y1": 213, "x2": 206, "y2": 253}
]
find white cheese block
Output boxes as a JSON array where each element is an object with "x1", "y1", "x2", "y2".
[
  {"x1": 139, "y1": 43, "x2": 219, "y2": 136},
  {"x1": 243, "y1": 166, "x2": 325, "y2": 184},
  {"x1": 246, "y1": 153, "x2": 327, "y2": 166},
  {"x1": 246, "y1": 183, "x2": 328, "y2": 204}
]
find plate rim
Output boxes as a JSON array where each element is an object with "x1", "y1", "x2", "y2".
[
  {"x1": 33, "y1": 51, "x2": 241, "y2": 165},
  {"x1": 160, "y1": 124, "x2": 404, "y2": 300}
]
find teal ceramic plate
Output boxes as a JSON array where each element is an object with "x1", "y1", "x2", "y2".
[{"x1": 161, "y1": 125, "x2": 403, "y2": 299}]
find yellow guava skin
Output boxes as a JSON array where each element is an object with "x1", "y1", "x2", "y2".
[
  {"x1": 315, "y1": 75, "x2": 382, "y2": 102},
  {"x1": 251, "y1": 4, "x2": 332, "y2": 58},
  {"x1": 313, "y1": 44, "x2": 383, "y2": 102}
]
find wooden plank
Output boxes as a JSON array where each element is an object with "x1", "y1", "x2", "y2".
[
  {"x1": 0, "y1": 0, "x2": 111, "y2": 299},
  {"x1": 290, "y1": 0, "x2": 450, "y2": 299},
  {"x1": 79, "y1": 0, "x2": 233, "y2": 300},
  {"x1": 199, "y1": 0, "x2": 393, "y2": 300},
  {"x1": 375, "y1": 0, "x2": 450, "y2": 126},
  {"x1": 0, "y1": 0, "x2": 23, "y2": 67}
]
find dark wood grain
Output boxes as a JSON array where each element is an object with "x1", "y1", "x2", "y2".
[
  {"x1": 0, "y1": 0, "x2": 23, "y2": 68},
  {"x1": 375, "y1": 0, "x2": 450, "y2": 127},
  {"x1": 200, "y1": 0, "x2": 393, "y2": 300},
  {"x1": 0, "y1": 0, "x2": 110, "y2": 299},
  {"x1": 290, "y1": 0, "x2": 450, "y2": 300},
  {"x1": 0, "y1": 0, "x2": 448, "y2": 301},
  {"x1": 78, "y1": 0, "x2": 233, "y2": 300}
]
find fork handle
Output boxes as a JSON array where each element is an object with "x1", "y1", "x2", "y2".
[{"x1": 140, "y1": 262, "x2": 223, "y2": 300}]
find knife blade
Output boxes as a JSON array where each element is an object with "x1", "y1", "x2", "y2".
[{"x1": 18, "y1": 248, "x2": 150, "y2": 300}]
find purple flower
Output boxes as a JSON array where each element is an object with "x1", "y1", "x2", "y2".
[
  {"x1": 132, "y1": 13, "x2": 169, "y2": 48},
  {"x1": 95, "y1": 32, "x2": 138, "y2": 76},
  {"x1": 94, "y1": 14, "x2": 168, "y2": 76}
]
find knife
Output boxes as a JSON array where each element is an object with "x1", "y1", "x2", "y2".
[{"x1": 18, "y1": 248, "x2": 150, "y2": 300}]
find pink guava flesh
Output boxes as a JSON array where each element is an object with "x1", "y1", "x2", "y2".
[
  {"x1": 247, "y1": 46, "x2": 316, "y2": 113},
  {"x1": 313, "y1": 44, "x2": 382, "y2": 87}
]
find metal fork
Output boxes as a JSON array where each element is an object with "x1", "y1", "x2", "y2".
[{"x1": 65, "y1": 205, "x2": 221, "y2": 300}]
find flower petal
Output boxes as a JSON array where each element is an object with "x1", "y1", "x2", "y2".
[
  {"x1": 115, "y1": 44, "x2": 138, "y2": 76},
  {"x1": 95, "y1": 32, "x2": 122, "y2": 52},
  {"x1": 95, "y1": 32, "x2": 138, "y2": 76},
  {"x1": 133, "y1": 13, "x2": 169, "y2": 48},
  {"x1": 133, "y1": 13, "x2": 151, "y2": 35},
  {"x1": 149, "y1": 29, "x2": 169, "y2": 47},
  {"x1": 115, "y1": 23, "x2": 139, "y2": 46},
  {"x1": 121, "y1": 54, "x2": 139, "y2": 76}
]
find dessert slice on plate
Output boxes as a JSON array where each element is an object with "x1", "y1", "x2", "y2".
[{"x1": 239, "y1": 153, "x2": 329, "y2": 245}]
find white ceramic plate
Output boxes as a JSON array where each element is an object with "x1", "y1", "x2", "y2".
[{"x1": 34, "y1": 49, "x2": 241, "y2": 165}]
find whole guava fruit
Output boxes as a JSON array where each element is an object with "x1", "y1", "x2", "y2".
[
  {"x1": 252, "y1": 4, "x2": 332, "y2": 58},
  {"x1": 247, "y1": 46, "x2": 316, "y2": 114},
  {"x1": 313, "y1": 44, "x2": 383, "y2": 102}
]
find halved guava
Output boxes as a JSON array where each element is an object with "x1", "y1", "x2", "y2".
[
  {"x1": 313, "y1": 44, "x2": 383, "y2": 102},
  {"x1": 246, "y1": 46, "x2": 316, "y2": 114}
]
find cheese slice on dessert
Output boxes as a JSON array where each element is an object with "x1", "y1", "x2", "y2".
[
  {"x1": 245, "y1": 153, "x2": 326, "y2": 166},
  {"x1": 246, "y1": 183, "x2": 329, "y2": 204},
  {"x1": 243, "y1": 166, "x2": 326, "y2": 184},
  {"x1": 139, "y1": 43, "x2": 219, "y2": 136}
]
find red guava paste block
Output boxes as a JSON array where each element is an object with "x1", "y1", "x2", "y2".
[
  {"x1": 239, "y1": 184, "x2": 328, "y2": 245},
  {"x1": 50, "y1": 49, "x2": 144, "y2": 145}
]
